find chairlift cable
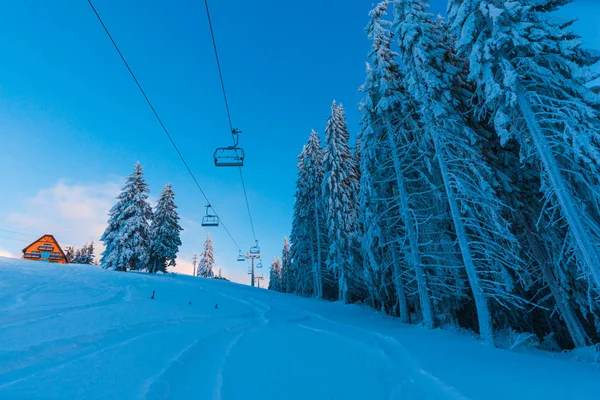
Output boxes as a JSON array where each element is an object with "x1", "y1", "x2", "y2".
[
  {"x1": 0, "y1": 235, "x2": 31, "y2": 243},
  {"x1": 86, "y1": 0, "x2": 242, "y2": 252},
  {"x1": 202, "y1": 0, "x2": 259, "y2": 244},
  {"x1": 202, "y1": 0, "x2": 234, "y2": 138},
  {"x1": 238, "y1": 168, "x2": 257, "y2": 241},
  {"x1": 0, "y1": 228, "x2": 36, "y2": 238}
]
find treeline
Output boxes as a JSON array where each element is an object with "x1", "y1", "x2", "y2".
[
  {"x1": 271, "y1": 0, "x2": 600, "y2": 350},
  {"x1": 100, "y1": 162, "x2": 183, "y2": 273},
  {"x1": 65, "y1": 243, "x2": 95, "y2": 264}
]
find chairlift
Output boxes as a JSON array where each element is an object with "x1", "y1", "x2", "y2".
[
  {"x1": 214, "y1": 128, "x2": 244, "y2": 167},
  {"x1": 249, "y1": 240, "x2": 260, "y2": 255},
  {"x1": 201, "y1": 204, "x2": 219, "y2": 227},
  {"x1": 257, "y1": 259, "x2": 263, "y2": 269},
  {"x1": 237, "y1": 251, "x2": 246, "y2": 262}
]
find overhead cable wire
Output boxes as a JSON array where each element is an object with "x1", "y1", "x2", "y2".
[
  {"x1": 86, "y1": 0, "x2": 241, "y2": 251},
  {"x1": 0, "y1": 235, "x2": 30, "y2": 243},
  {"x1": 0, "y1": 228, "x2": 36, "y2": 237},
  {"x1": 202, "y1": 0, "x2": 234, "y2": 135},
  {"x1": 202, "y1": 0, "x2": 258, "y2": 243},
  {"x1": 238, "y1": 168, "x2": 257, "y2": 241}
]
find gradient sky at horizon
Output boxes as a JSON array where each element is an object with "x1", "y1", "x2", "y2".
[{"x1": 1, "y1": 0, "x2": 598, "y2": 285}]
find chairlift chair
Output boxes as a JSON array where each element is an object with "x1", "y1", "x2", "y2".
[
  {"x1": 237, "y1": 251, "x2": 246, "y2": 262},
  {"x1": 214, "y1": 128, "x2": 244, "y2": 167},
  {"x1": 201, "y1": 204, "x2": 219, "y2": 227},
  {"x1": 257, "y1": 259, "x2": 263, "y2": 269},
  {"x1": 249, "y1": 240, "x2": 260, "y2": 255}
]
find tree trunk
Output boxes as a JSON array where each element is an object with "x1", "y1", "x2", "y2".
[
  {"x1": 364, "y1": 242, "x2": 383, "y2": 307},
  {"x1": 339, "y1": 266, "x2": 348, "y2": 303},
  {"x1": 517, "y1": 87, "x2": 600, "y2": 289},
  {"x1": 314, "y1": 193, "x2": 324, "y2": 298},
  {"x1": 390, "y1": 241, "x2": 409, "y2": 323},
  {"x1": 387, "y1": 122, "x2": 434, "y2": 328},
  {"x1": 431, "y1": 133, "x2": 494, "y2": 344},
  {"x1": 525, "y1": 231, "x2": 591, "y2": 348}
]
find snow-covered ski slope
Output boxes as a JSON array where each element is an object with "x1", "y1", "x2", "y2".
[{"x1": 0, "y1": 258, "x2": 598, "y2": 400}]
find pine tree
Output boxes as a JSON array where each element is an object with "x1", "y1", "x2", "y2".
[
  {"x1": 74, "y1": 243, "x2": 95, "y2": 264},
  {"x1": 448, "y1": 0, "x2": 600, "y2": 346},
  {"x1": 64, "y1": 246, "x2": 75, "y2": 263},
  {"x1": 100, "y1": 162, "x2": 153, "y2": 271},
  {"x1": 322, "y1": 101, "x2": 360, "y2": 303},
  {"x1": 359, "y1": 0, "x2": 440, "y2": 324},
  {"x1": 73, "y1": 248, "x2": 82, "y2": 264},
  {"x1": 149, "y1": 183, "x2": 183, "y2": 273},
  {"x1": 268, "y1": 257, "x2": 283, "y2": 292},
  {"x1": 86, "y1": 243, "x2": 95, "y2": 264},
  {"x1": 393, "y1": 0, "x2": 525, "y2": 343},
  {"x1": 290, "y1": 131, "x2": 327, "y2": 297},
  {"x1": 281, "y1": 237, "x2": 293, "y2": 293},
  {"x1": 197, "y1": 233, "x2": 215, "y2": 278}
]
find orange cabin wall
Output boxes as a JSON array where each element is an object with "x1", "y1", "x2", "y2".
[{"x1": 22, "y1": 235, "x2": 67, "y2": 264}]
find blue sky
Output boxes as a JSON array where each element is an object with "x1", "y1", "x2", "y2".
[{"x1": 0, "y1": 0, "x2": 598, "y2": 284}]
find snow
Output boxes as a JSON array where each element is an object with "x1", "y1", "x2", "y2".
[{"x1": 0, "y1": 257, "x2": 598, "y2": 400}]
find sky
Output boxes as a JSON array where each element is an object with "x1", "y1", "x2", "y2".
[{"x1": 0, "y1": 0, "x2": 598, "y2": 285}]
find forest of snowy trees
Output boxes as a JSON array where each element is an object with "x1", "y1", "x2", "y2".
[
  {"x1": 100, "y1": 162, "x2": 183, "y2": 273},
  {"x1": 65, "y1": 243, "x2": 96, "y2": 265},
  {"x1": 272, "y1": 0, "x2": 600, "y2": 350}
]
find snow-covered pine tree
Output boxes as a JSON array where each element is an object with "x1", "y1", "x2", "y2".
[
  {"x1": 268, "y1": 257, "x2": 283, "y2": 292},
  {"x1": 322, "y1": 101, "x2": 361, "y2": 303},
  {"x1": 281, "y1": 237, "x2": 293, "y2": 292},
  {"x1": 353, "y1": 139, "x2": 361, "y2": 196},
  {"x1": 290, "y1": 142, "x2": 314, "y2": 296},
  {"x1": 100, "y1": 162, "x2": 153, "y2": 271},
  {"x1": 447, "y1": 0, "x2": 600, "y2": 307},
  {"x1": 393, "y1": 0, "x2": 524, "y2": 343},
  {"x1": 64, "y1": 246, "x2": 75, "y2": 263},
  {"x1": 197, "y1": 233, "x2": 215, "y2": 278},
  {"x1": 305, "y1": 132, "x2": 327, "y2": 298},
  {"x1": 85, "y1": 242, "x2": 95, "y2": 264},
  {"x1": 73, "y1": 248, "x2": 83, "y2": 264},
  {"x1": 149, "y1": 183, "x2": 183, "y2": 273},
  {"x1": 75, "y1": 243, "x2": 95, "y2": 264},
  {"x1": 290, "y1": 131, "x2": 328, "y2": 297},
  {"x1": 359, "y1": 0, "x2": 440, "y2": 325}
]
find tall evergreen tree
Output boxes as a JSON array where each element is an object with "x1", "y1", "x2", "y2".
[
  {"x1": 268, "y1": 257, "x2": 283, "y2": 292},
  {"x1": 281, "y1": 237, "x2": 292, "y2": 293},
  {"x1": 64, "y1": 246, "x2": 75, "y2": 264},
  {"x1": 359, "y1": 0, "x2": 442, "y2": 324},
  {"x1": 149, "y1": 183, "x2": 183, "y2": 273},
  {"x1": 197, "y1": 233, "x2": 215, "y2": 278},
  {"x1": 448, "y1": 0, "x2": 600, "y2": 345},
  {"x1": 322, "y1": 101, "x2": 360, "y2": 303},
  {"x1": 393, "y1": 0, "x2": 524, "y2": 343},
  {"x1": 86, "y1": 242, "x2": 95, "y2": 265},
  {"x1": 100, "y1": 162, "x2": 153, "y2": 271},
  {"x1": 290, "y1": 131, "x2": 327, "y2": 297}
]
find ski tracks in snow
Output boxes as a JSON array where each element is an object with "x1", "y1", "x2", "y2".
[
  {"x1": 273, "y1": 301, "x2": 469, "y2": 400},
  {"x1": 139, "y1": 290, "x2": 272, "y2": 400}
]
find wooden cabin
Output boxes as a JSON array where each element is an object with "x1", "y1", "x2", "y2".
[{"x1": 22, "y1": 234, "x2": 68, "y2": 264}]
